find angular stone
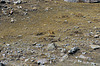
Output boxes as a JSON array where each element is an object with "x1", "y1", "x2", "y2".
[{"x1": 68, "y1": 47, "x2": 80, "y2": 54}]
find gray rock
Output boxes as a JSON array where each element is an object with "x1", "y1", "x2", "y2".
[
  {"x1": 0, "y1": 0, "x2": 11, "y2": 3},
  {"x1": 88, "y1": 21, "x2": 92, "y2": 23},
  {"x1": 6, "y1": 0, "x2": 10, "y2": 3},
  {"x1": 82, "y1": 52, "x2": 86, "y2": 54},
  {"x1": 94, "y1": 35, "x2": 99, "y2": 38},
  {"x1": 32, "y1": 7, "x2": 37, "y2": 11},
  {"x1": 37, "y1": 59, "x2": 48, "y2": 65},
  {"x1": 25, "y1": 59, "x2": 29, "y2": 62},
  {"x1": 90, "y1": 45, "x2": 100, "y2": 49},
  {"x1": 9, "y1": 10, "x2": 13, "y2": 15},
  {"x1": 68, "y1": 47, "x2": 80, "y2": 54},
  {"x1": 2, "y1": 9, "x2": 7, "y2": 15},
  {"x1": 23, "y1": 12, "x2": 28, "y2": 15},
  {"x1": 0, "y1": 63, "x2": 5, "y2": 66},
  {"x1": 59, "y1": 54, "x2": 68, "y2": 62},
  {"x1": 63, "y1": 44, "x2": 70, "y2": 47},
  {"x1": 74, "y1": 26, "x2": 79, "y2": 29},
  {"x1": 91, "y1": 62, "x2": 96, "y2": 66},
  {"x1": 64, "y1": 0, "x2": 78, "y2": 2},
  {"x1": 64, "y1": 20, "x2": 68, "y2": 24},
  {"x1": 60, "y1": 48, "x2": 67, "y2": 53},
  {"x1": 35, "y1": 44, "x2": 43, "y2": 48},
  {"x1": 17, "y1": 6, "x2": 22, "y2": 9},
  {"x1": 47, "y1": 43, "x2": 57, "y2": 51},
  {"x1": 11, "y1": 18, "x2": 14, "y2": 23},
  {"x1": 2, "y1": 54, "x2": 6, "y2": 57},
  {"x1": 78, "y1": 60, "x2": 82, "y2": 63},
  {"x1": 17, "y1": 35, "x2": 22, "y2": 38},
  {"x1": 0, "y1": 0, "x2": 6, "y2": 4},
  {"x1": 6, "y1": 44, "x2": 10, "y2": 46},
  {"x1": 79, "y1": 55, "x2": 87, "y2": 59},
  {"x1": 60, "y1": 53, "x2": 65, "y2": 56},
  {"x1": 13, "y1": 0, "x2": 22, "y2": 5}
]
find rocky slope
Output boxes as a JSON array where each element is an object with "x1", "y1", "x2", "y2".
[{"x1": 0, "y1": 0, "x2": 100, "y2": 66}]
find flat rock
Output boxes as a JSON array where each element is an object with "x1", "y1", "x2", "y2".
[{"x1": 90, "y1": 45, "x2": 100, "y2": 49}]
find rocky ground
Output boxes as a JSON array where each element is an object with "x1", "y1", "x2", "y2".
[{"x1": 0, "y1": 0, "x2": 100, "y2": 66}]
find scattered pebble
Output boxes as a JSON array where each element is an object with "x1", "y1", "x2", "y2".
[{"x1": 0, "y1": 0, "x2": 100, "y2": 66}]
